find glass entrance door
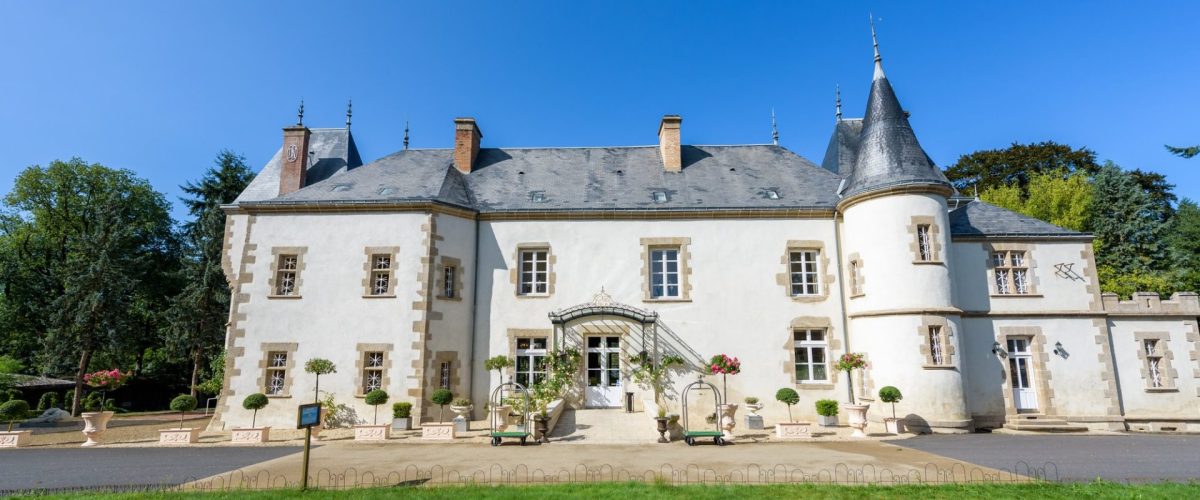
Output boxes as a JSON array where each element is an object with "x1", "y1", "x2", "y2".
[
  {"x1": 1007, "y1": 338, "x2": 1038, "y2": 411},
  {"x1": 585, "y1": 336, "x2": 622, "y2": 407}
]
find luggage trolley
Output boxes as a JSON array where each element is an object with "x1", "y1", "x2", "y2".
[
  {"x1": 680, "y1": 377, "x2": 726, "y2": 446},
  {"x1": 488, "y1": 380, "x2": 531, "y2": 446}
]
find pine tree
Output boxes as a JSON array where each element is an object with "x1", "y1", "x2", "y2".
[{"x1": 1090, "y1": 163, "x2": 1168, "y2": 275}]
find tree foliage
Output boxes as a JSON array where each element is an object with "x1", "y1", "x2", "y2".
[
  {"x1": 1091, "y1": 163, "x2": 1168, "y2": 275},
  {"x1": 980, "y1": 169, "x2": 1093, "y2": 232},
  {"x1": 944, "y1": 141, "x2": 1101, "y2": 194},
  {"x1": 1165, "y1": 144, "x2": 1199, "y2": 159}
]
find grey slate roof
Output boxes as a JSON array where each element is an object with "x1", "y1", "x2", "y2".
[
  {"x1": 235, "y1": 128, "x2": 363, "y2": 203},
  {"x1": 840, "y1": 74, "x2": 951, "y2": 197},
  {"x1": 241, "y1": 144, "x2": 844, "y2": 212},
  {"x1": 949, "y1": 199, "x2": 1088, "y2": 237},
  {"x1": 820, "y1": 119, "x2": 863, "y2": 176}
]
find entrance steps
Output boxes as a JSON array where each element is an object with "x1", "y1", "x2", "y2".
[
  {"x1": 548, "y1": 408, "x2": 654, "y2": 444},
  {"x1": 1002, "y1": 415, "x2": 1087, "y2": 433}
]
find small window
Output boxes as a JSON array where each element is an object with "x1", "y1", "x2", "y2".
[
  {"x1": 439, "y1": 362, "x2": 451, "y2": 389},
  {"x1": 369, "y1": 254, "x2": 393, "y2": 296},
  {"x1": 993, "y1": 251, "x2": 1031, "y2": 295},
  {"x1": 274, "y1": 255, "x2": 299, "y2": 296},
  {"x1": 916, "y1": 224, "x2": 933, "y2": 261},
  {"x1": 443, "y1": 266, "x2": 457, "y2": 299},
  {"x1": 789, "y1": 250, "x2": 820, "y2": 296},
  {"x1": 928, "y1": 326, "x2": 945, "y2": 365},
  {"x1": 515, "y1": 337, "x2": 548, "y2": 387},
  {"x1": 518, "y1": 250, "x2": 549, "y2": 295},
  {"x1": 793, "y1": 329, "x2": 828, "y2": 383},
  {"x1": 362, "y1": 351, "x2": 384, "y2": 393},
  {"x1": 1144, "y1": 340, "x2": 1163, "y2": 388},
  {"x1": 265, "y1": 351, "x2": 288, "y2": 395},
  {"x1": 530, "y1": 191, "x2": 547, "y2": 203},
  {"x1": 649, "y1": 248, "x2": 681, "y2": 298},
  {"x1": 848, "y1": 259, "x2": 863, "y2": 296},
  {"x1": 765, "y1": 189, "x2": 780, "y2": 200},
  {"x1": 652, "y1": 191, "x2": 668, "y2": 204}
]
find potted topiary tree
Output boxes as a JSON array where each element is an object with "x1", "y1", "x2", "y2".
[
  {"x1": 304, "y1": 358, "x2": 336, "y2": 439},
  {"x1": 0, "y1": 400, "x2": 31, "y2": 448},
  {"x1": 160, "y1": 395, "x2": 200, "y2": 445},
  {"x1": 706, "y1": 354, "x2": 742, "y2": 440},
  {"x1": 878, "y1": 386, "x2": 905, "y2": 434},
  {"x1": 816, "y1": 399, "x2": 839, "y2": 427},
  {"x1": 835, "y1": 352, "x2": 870, "y2": 438},
  {"x1": 355, "y1": 389, "x2": 391, "y2": 441},
  {"x1": 232, "y1": 393, "x2": 271, "y2": 443},
  {"x1": 423, "y1": 388, "x2": 456, "y2": 440},
  {"x1": 773, "y1": 388, "x2": 810, "y2": 439},
  {"x1": 484, "y1": 356, "x2": 513, "y2": 389},
  {"x1": 392, "y1": 401, "x2": 413, "y2": 431}
]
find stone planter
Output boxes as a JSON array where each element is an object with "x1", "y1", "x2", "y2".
[
  {"x1": 231, "y1": 427, "x2": 271, "y2": 444},
  {"x1": 354, "y1": 424, "x2": 391, "y2": 441},
  {"x1": 775, "y1": 421, "x2": 813, "y2": 439},
  {"x1": 0, "y1": 430, "x2": 32, "y2": 448},
  {"x1": 450, "y1": 405, "x2": 472, "y2": 432},
  {"x1": 392, "y1": 417, "x2": 411, "y2": 431},
  {"x1": 745, "y1": 403, "x2": 764, "y2": 416},
  {"x1": 421, "y1": 422, "x2": 456, "y2": 440},
  {"x1": 489, "y1": 405, "x2": 511, "y2": 432},
  {"x1": 667, "y1": 417, "x2": 683, "y2": 441},
  {"x1": 884, "y1": 417, "x2": 906, "y2": 434},
  {"x1": 843, "y1": 403, "x2": 870, "y2": 438},
  {"x1": 718, "y1": 403, "x2": 738, "y2": 439},
  {"x1": 818, "y1": 414, "x2": 838, "y2": 427},
  {"x1": 80, "y1": 411, "x2": 115, "y2": 447},
  {"x1": 159, "y1": 427, "x2": 201, "y2": 445}
]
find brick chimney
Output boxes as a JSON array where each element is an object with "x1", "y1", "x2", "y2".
[
  {"x1": 278, "y1": 125, "x2": 311, "y2": 196},
  {"x1": 454, "y1": 117, "x2": 482, "y2": 174},
  {"x1": 658, "y1": 115, "x2": 682, "y2": 172}
]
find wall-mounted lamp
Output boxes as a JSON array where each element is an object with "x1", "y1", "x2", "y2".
[{"x1": 1053, "y1": 341, "x2": 1069, "y2": 359}]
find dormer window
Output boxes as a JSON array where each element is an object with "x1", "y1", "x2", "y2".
[
  {"x1": 652, "y1": 191, "x2": 668, "y2": 204},
  {"x1": 331, "y1": 184, "x2": 352, "y2": 192},
  {"x1": 530, "y1": 191, "x2": 547, "y2": 203},
  {"x1": 765, "y1": 189, "x2": 781, "y2": 200}
]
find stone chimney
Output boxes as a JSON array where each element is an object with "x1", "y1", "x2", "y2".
[
  {"x1": 454, "y1": 117, "x2": 482, "y2": 174},
  {"x1": 279, "y1": 125, "x2": 311, "y2": 196},
  {"x1": 658, "y1": 115, "x2": 682, "y2": 172}
]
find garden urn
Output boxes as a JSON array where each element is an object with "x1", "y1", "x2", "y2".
[
  {"x1": 80, "y1": 411, "x2": 115, "y2": 447},
  {"x1": 718, "y1": 403, "x2": 738, "y2": 438},
  {"x1": 745, "y1": 402, "x2": 764, "y2": 416},
  {"x1": 489, "y1": 404, "x2": 511, "y2": 432},
  {"x1": 843, "y1": 403, "x2": 870, "y2": 438},
  {"x1": 655, "y1": 417, "x2": 669, "y2": 443}
]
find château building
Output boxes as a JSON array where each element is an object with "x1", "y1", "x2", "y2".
[{"x1": 212, "y1": 37, "x2": 1200, "y2": 434}]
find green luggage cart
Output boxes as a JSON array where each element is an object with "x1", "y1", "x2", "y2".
[
  {"x1": 681, "y1": 377, "x2": 726, "y2": 446},
  {"x1": 488, "y1": 379, "x2": 531, "y2": 446}
]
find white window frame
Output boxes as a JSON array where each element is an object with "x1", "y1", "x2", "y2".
[
  {"x1": 518, "y1": 250, "x2": 549, "y2": 296},
  {"x1": 789, "y1": 250, "x2": 820, "y2": 296},
  {"x1": 928, "y1": 326, "x2": 945, "y2": 365},
  {"x1": 369, "y1": 254, "x2": 392, "y2": 296},
  {"x1": 265, "y1": 351, "x2": 288, "y2": 396},
  {"x1": 1144, "y1": 340, "x2": 1163, "y2": 388},
  {"x1": 993, "y1": 251, "x2": 1031, "y2": 295},
  {"x1": 514, "y1": 337, "x2": 548, "y2": 388},
  {"x1": 362, "y1": 351, "x2": 385, "y2": 393},
  {"x1": 916, "y1": 224, "x2": 933, "y2": 261},
  {"x1": 793, "y1": 329, "x2": 829, "y2": 383},
  {"x1": 443, "y1": 266, "x2": 456, "y2": 299},
  {"x1": 649, "y1": 248, "x2": 681, "y2": 299},
  {"x1": 275, "y1": 255, "x2": 299, "y2": 296}
]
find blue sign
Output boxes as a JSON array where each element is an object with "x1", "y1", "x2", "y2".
[{"x1": 297, "y1": 403, "x2": 322, "y2": 429}]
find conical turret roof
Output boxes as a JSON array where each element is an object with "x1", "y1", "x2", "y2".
[{"x1": 840, "y1": 28, "x2": 950, "y2": 199}]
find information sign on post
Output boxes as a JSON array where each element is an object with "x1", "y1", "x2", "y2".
[{"x1": 296, "y1": 403, "x2": 322, "y2": 490}]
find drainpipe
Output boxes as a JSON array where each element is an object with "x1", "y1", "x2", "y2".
[
  {"x1": 467, "y1": 216, "x2": 481, "y2": 407},
  {"x1": 832, "y1": 210, "x2": 854, "y2": 404}
]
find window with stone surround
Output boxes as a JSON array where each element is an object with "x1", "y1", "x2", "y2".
[
  {"x1": 519, "y1": 249, "x2": 549, "y2": 295},
  {"x1": 443, "y1": 266, "x2": 457, "y2": 299},
  {"x1": 361, "y1": 351, "x2": 385, "y2": 393},
  {"x1": 848, "y1": 258, "x2": 864, "y2": 297},
  {"x1": 649, "y1": 247, "x2": 681, "y2": 299},
  {"x1": 928, "y1": 326, "x2": 945, "y2": 365},
  {"x1": 515, "y1": 337, "x2": 548, "y2": 387},
  {"x1": 916, "y1": 225, "x2": 933, "y2": 261},
  {"x1": 274, "y1": 255, "x2": 299, "y2": 296},
  {"x1": 1135, "y1": 333, "x2": 1177, "y2": 391},
  {"x1": 793, "y1": 329, "x2": 828, "y2": 383},
  {"x1": 919, "y1": 318, "x2": 955, "y2": 368},
  {"x1": 439, "y1": 362, "x2": 451, "y2": 389},
  {"x1": 265, "y1": 351, "x2": 288, "y2": 396},
  {"x1": 789, "y1": 250, "x2": 820, "y2": 296},
  {"x1": 369, "y1": 254, "x2": 393, "y2": 296},
  {"x1": 992, "y1": 250, "x2": 1031, "y2": 295}
]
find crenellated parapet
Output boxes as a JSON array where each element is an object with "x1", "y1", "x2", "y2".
[{"x1": 1102, "y1": 292, "x2": 1200, "y2": 316}]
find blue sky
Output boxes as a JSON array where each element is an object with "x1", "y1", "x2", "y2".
[{"x1": 2, "y1": 1, "x2": 1197, "y2": 220}]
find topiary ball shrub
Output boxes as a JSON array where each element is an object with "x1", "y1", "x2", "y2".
[
  {"x1": 430, "y1": 389, "x2": 453, "y2": 422},
  {"x1": 878, "y1": 386, "x2": 902, "y2": 403},
  {"x1": 815, "y1": 399, "x2": 839, "y2": 417},
  {"x1": 170, "y1": 394, "x2": 198, "y2": 429},
  {"x1": 392, "y1": 402, "x2": 413, "y2": 419},
  {"x1": 37, "y1": 392, "x2": 58, "y2": 412},
  {"x1": 1, "y1": 399, "x2": 30, "y2": 432},
  {"x1": 242, "y1": 393, "x2": 269, "y2": 428},
  {"x1": 775, "y1": 387, "x2": 800, "y2": 422},
  {"x1": 365, "y1": 389, "x2": 389, "y2": 425}
]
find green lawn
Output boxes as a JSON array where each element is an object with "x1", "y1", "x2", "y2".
[{"x1": 10, "y1": 481, "x2": 1200, "y2": 499}]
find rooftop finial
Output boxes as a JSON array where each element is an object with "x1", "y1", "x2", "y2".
[
  {"x1": 297, "y1": 99, "x2": 305, "y2": 126},
  {"x1": 771, "y1": 108, "x2": 779, "y2": 146},
  {"x1": 345, "y1": 99, "x2": 352, "y2": 130},
  {"x1": 403, "y1": 120, "x2": 410, "y2": 150},
  {"x1": 870, "y1": 13, "x2": 885, "y2": 80},
  {"x1": 835, "y1": 84, "x2": 842, "y2": 120}
]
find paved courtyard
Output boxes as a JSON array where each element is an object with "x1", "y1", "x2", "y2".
[{"x1": 895, "y1": 434, "x2": 1200, "y2": 483}]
